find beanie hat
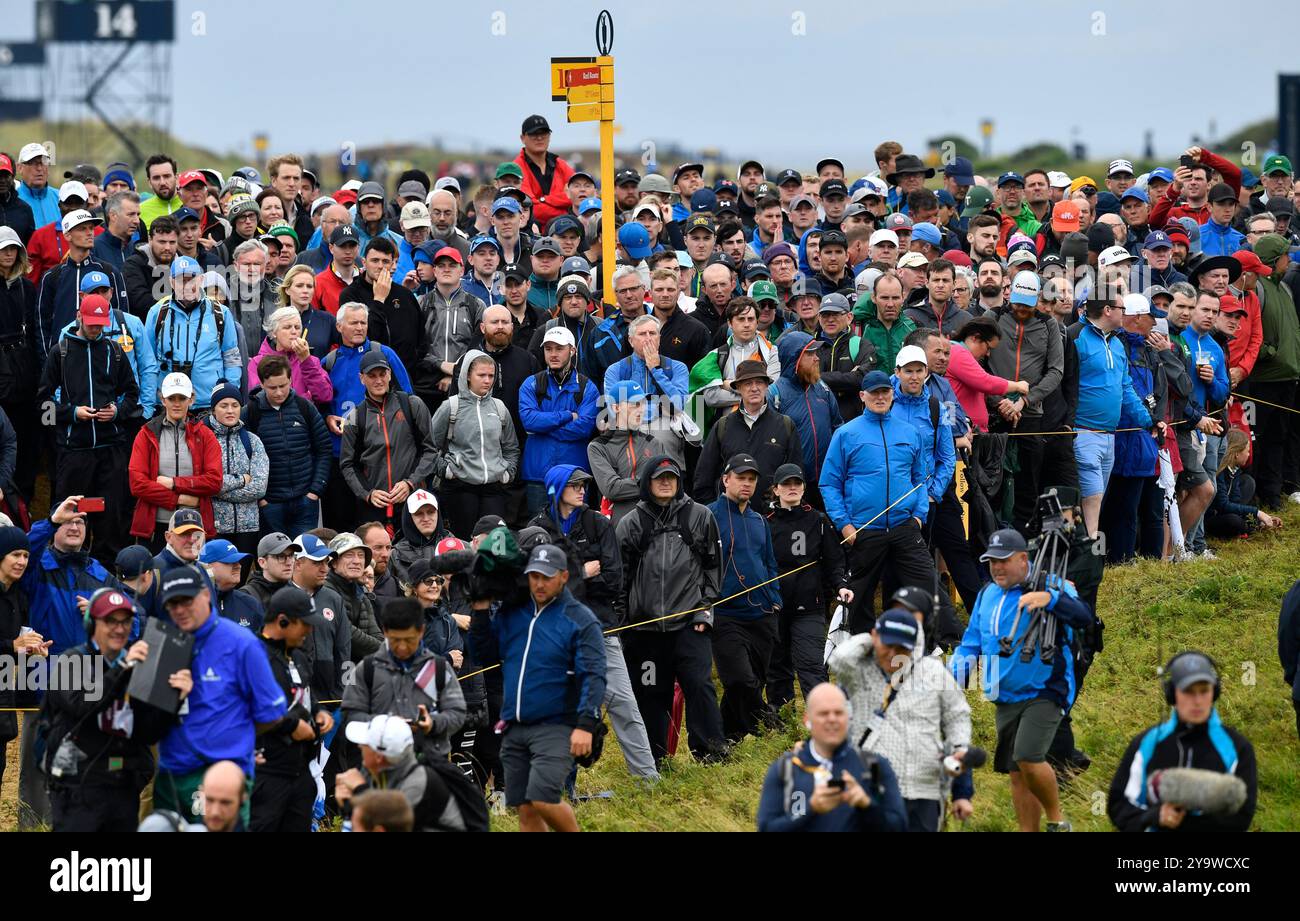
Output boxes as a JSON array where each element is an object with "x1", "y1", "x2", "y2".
[
  {"x1": 210, "y1": 381, "x2": 244, "y2": 409},
  {"x1": 0, "y1": 526, "x2": 30, "y2": 561}
]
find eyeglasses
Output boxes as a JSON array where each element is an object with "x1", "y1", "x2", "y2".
[
  {"x1": 104, "y1": 616, "x2": 133, "y2": 629},
  {"x1": 420, "y1": 576, "x2": 444, "y2": 588}
]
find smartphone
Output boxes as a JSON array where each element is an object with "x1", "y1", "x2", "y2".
[
  {"x1": 77, "y1": 497, "x2": 105, "y2": 514},
  {"x1": 825, "y1": 779, "x2": 846, "y2": 791},
  {"x1": 1179, "y1": 154, "x2": 1195, "y2": 169}
]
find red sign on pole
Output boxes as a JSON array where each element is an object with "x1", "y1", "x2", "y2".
[{"x1": 564, "y1": 67, "x2": 600, "y2": 87}]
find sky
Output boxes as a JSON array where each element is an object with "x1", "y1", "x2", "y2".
[{"x1": 4, "y1": 0, "x2": 1290, "y2": 172}]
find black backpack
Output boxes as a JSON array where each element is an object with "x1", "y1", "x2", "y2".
[
  {"x1": 321, "y1": 341, "x2": 381, "y2": 373},
  {"x1": 632, "y1": 500, "x2": 711, "y2": 563},
  {"x1": 151, "y1": 299, "x2": 228, "y2": 370},
  {"x1": 531, "y1": 367, "x2": 590, "y2": 405}
]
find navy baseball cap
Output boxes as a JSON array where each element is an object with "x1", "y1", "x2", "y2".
[
  {"x1": 330, "y1": 224, "x2": 360, "y2": 246},
  {"x1": 690, "y1": 189, "x2": 718, "y2": 213},
  {"x1": 996, "y1": 172, "x2": 1025, "y2": 188},
  {"x1": 159, "y1": 565, "x2": 206, "y2": 604},
  {"x1": 875, "y1": 608, "x2": 920, "y2": 650},
  {"x1": 79, "y1": 270, "x2": 111, "y2": 292},
  {"x1": 168, "y1": 507, "x2": 204, "y2": 534},
  {"x1": 1143, "y1": 230, "x2": 1173, "y2": 250},
  {"x1": 174, "y1": 206, "x2": 201, "y2": 224},
  {"x1": 861, "y1": 370, "x2": 892, "y2": 392},
  {"x1": 891, "y1": 585, "x2": 933, "y2": 617},
  {"x1": 776, "y1": 168, "x2": 803, "y2": 187},
  {"x1": 523, "y1": 544, "x2": 567, "y2": 578},
  {"x1": 935, "y1": 189, "x2": 957, "y2": 208},
  {"x1": 115, "y1": 545, "x2": 155, "y2": 579},
  {"x1": 944, "y1": 157, "x2": 975, "y2": 185},
  {"x1": 979, "y1": 528, "x2": 1029, "y2": 561}
]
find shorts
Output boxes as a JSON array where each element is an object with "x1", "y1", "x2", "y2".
[
  {"x1": 500, "y1": 722, "x2": 574, "y2": 807},
  {"x1": 1072, "y1": 430, "x2": 1115, "y2": 499},
  {"x1": 1175, "y1": 431, "x2": 1208, "y2": 491},
  {"x1": 993, "y1": 698, "x2": 1065, "y2": 773}
]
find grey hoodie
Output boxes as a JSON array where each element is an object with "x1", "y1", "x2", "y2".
[
  {"x1": 981, "y1": 305, "x2": 1064, "y2": 419},
  {"x1": 428, "y1": 349, "x2": 520, "y2": 486}
]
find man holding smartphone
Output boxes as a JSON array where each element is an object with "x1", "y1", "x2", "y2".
[{"x1": 36, "y1": 294, "x2": 140, "y2": 565}]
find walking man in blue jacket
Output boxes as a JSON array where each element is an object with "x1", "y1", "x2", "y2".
[
  {"x1": 468, "y1": 544, "x2": 606, "y2": 832},
  {"x1": 708, "y1": 454, "x2": 782, "y2": 743},
  {"x1": 819, "y1": 370, "x2": 937, "y2": 634}
]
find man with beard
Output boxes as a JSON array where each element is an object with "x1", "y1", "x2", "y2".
[
  {"x1": 646, "y1": 268, "x2": 710, "y2": 370},
  {"x1": 1024, "y1": 169, "x2": 1053, "y2": 225},
  {"x1": 357, "y1": 520, "x2": 401, "y2": 606}
]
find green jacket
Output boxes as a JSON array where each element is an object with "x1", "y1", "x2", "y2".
[
  {"x1": 860, "y1": 316, "x2": 916, "y2": 372},
  {"x1": 1250, "y1": 235, "x2": 1300, "y2": 382},
  {"x1": 1004, "y1": 201, "x2": 1042, "y2": 237}
]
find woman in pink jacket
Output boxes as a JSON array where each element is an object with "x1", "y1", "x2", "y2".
[
  {"x1": 945, "y1": 316, "x2": 1028, "y2": 432},
  {"x1": 248, "y1": 305, "x2": 334, "y2": 402}
]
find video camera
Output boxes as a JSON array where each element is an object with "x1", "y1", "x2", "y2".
[{"x1": 998, "y1": 490, "x2": 1074, "y2": 664}]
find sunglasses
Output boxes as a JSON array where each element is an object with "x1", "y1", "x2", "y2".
[{"x1": 420, "y1": 576, "x2": 444, "y2": 588}]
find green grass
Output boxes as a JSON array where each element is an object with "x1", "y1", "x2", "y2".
[{"x1": 530, "y1": 508, "x2": 1300, "y2": 832}]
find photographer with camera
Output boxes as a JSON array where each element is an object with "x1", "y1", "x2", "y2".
[
  {"x1": 468, "y1": 543, "x2": 605, "y2": 832},
  {"x1": 1108, "y1": 651, "x2": 1256, "y2": 832},
  {"x1": 757, "y1": 683, "x2": 906, "y2": 832},
  {"x1": 829, "y1": 609, "x2": 974, "y2": 831},
  {"x1": 951, "y1": 527, "x2": 1096, "y2": 832}
]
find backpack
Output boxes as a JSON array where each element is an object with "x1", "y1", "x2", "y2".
[
  {"x1": 531, "y1": 368, "x2": 589, "y2": 406},
  {"x1": 632, "y1": 500, "x2": 710, "y2": 563},
  {"x1": 321, "y1": 341, "x2": 381, "y2": 373},
  {"x1": 205, "y1": 416, "x2": 253, "y2": 457},
  {"x1": 244, "y1": 391, "x2": 318, "y2": 444},
  {"x1": 151, "y1": 299, "x2": 228, "y2": 374}
]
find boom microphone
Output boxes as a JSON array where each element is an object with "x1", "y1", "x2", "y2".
[
  {"x1": 1147, "y1": 768, "x2": 1247, "y2": 815},
  {"x1": 430, "y1": 548, "x2": 476, "y2": 575}
]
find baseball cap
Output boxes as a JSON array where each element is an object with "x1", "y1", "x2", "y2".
[
  {"x1": 397, "y1": 179, "x2": 427, "y2": 200},
  {"x1": 1009, "y1": 272, "x2": 1041, "y2": 306},
  {"x1": 1007, "y1": 248, "x2": 1038, "y2": 269},
  {"x1": 1108, "y1": 158, "x2": 1135, "y2": 177},
  {"x1": 359, "y1": 349, "x2": 392, "y2": 374},
  {"x1": 1147, "y1": 167, "x2": 1174, "y2": 184},
  {"x1": 819, "y1": 229, "x2": 848, "y2": 250},
  {"x1": 566, "y1": 468, "x2": 594, "y2": 489},
  {"x1": 961, "y1": 187, "x2": 993, "y2": 218},
  {"x1": 773, "y1": 463, "x2": 805, "y2": 485},
  {"x1": 896, "y1": 252, "x2": 928, "y2": 270},
  {"x1": 430, "y1": 246, "x2": 463, "y2": 265},
  {"x1": 610, "y1": 379, "x2": 647, "y2": 404},
  {"x1": 820, "y1": 179, "x2": 849, "y2": 199},
  {"x1": 170, "y1": 255, "x2": 202, "y2": 278},
  {"x1": 330, "y1": 225, "x2": 360, "y2": 248},
  {"x1": 174, "y1": 206, "x2": 203, "y2": 226},
  {"x1": 723, "y1": 453, "x2": 760, "y2": 475},
  {"x1": 1207, "y1": 182, "x2": 1237, "y2": 204},
  {"x1": 617, "y1": 223, "x2": 652, "y2": 259},
  {"x1": 521, "y1": 114, "x2": 551, "y2": 135},
  {"x1": 638, "y1": 174, "x2": 673, "y2": 196},
  {"x1": 1143, "y1": 285, "x2": 1172, "y2": 303},
  {"x1": 1142, "y1": 230, "x2": 1173, "y2": 251},
  {"x1": 895, "y1": 344, "x2": 928, "y2": 368},
  {"x1": 58, "y1": 181, "x2": 89, "y2": 204},
  {"x1": 159, "y1": 372, "x2": 193, "y2": 399},
  {"x1": 672, "y1": 162, "x2": 704, "y2": 184},
  {"x1": 523, "y1": 543, "x2": 567, "y2": 577},
  {"x1": 471, "y1": 515, "x2": 508, "y2": 537},
  {"x1": 267, "y1": 586, "x2": 326, "y2": 627},
  {"x1": 615, "y1": 168, "x2": 641, "y2": 186},
  {"x1": 78, "y1": 270, "x2": 112, "y2": 293},
  {"x1": 79, "y1": 294, "x2": 112, "y2": 327},
  {"x1": 891, "y1": 585, "x2": 934, "y2": 617},
  {"x1": 1069, "y1": 176, "x2": 1099, "y2": 196},
  {"x1": 311, "y1": 196, "x2": 338, "y2": 215},
  {"x1": 502, "y1": 263, "x2": 529, "y2": 282},
  {"x1": 875, "y1": 608, "x2": 919, "y2": 650},
  {"x1": 491, "y1": 195, "x2": 522, "y2": 217},
  {"x1": 688, "y1": 189, "x2": 718, "y2": 213},
  {"x1": 935, "y1": 190, "x2": 957, "y2": 208},
  {"x1": 61, "y1": 209, "x2": 101, "y2": 233},
  {"x1": 943, "y1": 157, "x2": 975, "y2": 185},
  {"x1": 684, "y1": 214, "x2": 716, "y2": 236},
  {"x1": 543, "y1": 325, "x2": 577, "y2": 348},
  {"x1": 1099, "y1": 246, "x2": 1136, "y2": 268},
  {"x1": 406, "y1": 489, "x2": 438, "y2": 513},
  {"x1": 114, "y1": 545, "x2": 155, "y2": 580},
  {"x1": 775, "y1": 168, "x2": 803, "y2": 187},
  {"x1": 1232, "y1": 250, "x2": 1273, "y2": 277},
  {"x1": 1122, "y1": 293, "x2": 1151, "y2": 316},
  {"x1": 861, "y1": 370, "x2": 892, "y2": 392},
  {"x1": 548, "y1": 214, "x2": 584, "y2": 238},
  {"x1": 168, "y1": 507, "x2": 204, "y2": 535},
  {"x1": 996, "y1": 172, "x2": 1025, "y2": 188},
  {"x1": 434, "y1": 536, "x2": 469, "y2": 556},
  {"x1": 561, "y1": 255, "x2": 591, "y2": 277},
  {"x1": 1166, "y1": 651, "x2": 1219, "y2": 693},
  {"x1": 943, "y1": 250, "x2": 973, "y2": 269},
  {"x1": 257, "y1": 532, "x2": 295, "y2": 558},
  {"x1": 400, "y1": 201, "x2": 432, "y2": 229},
  {"x1": 1051, "y1": 200, "x2": 1081, "y2": 233},
  {"x1": 1262, "y1": 154, "x2": 1293, "y2": 176},
  {"x1": 176, "y1": 169, "x2": 206, "y2": 189},
  {"x1": 869, "y1": 229, "x2": 900, "y2": 248},
  {"x1": 18, "y1": 142, "x2": 49, "y2": 163},
  {"x1": 1120, "y1": 187, "x2": 1149, "y2": 204},
  {"x1": 354, "y1": 181, "x2": 385, "y2": 204},
  {"x1": 1218, "y1": 294, "x2": 1246, "y2": 316},
  {"x1": 790, "y1": 194, "x2": 817, "y2": 212},
  {"x1": 200, "y1": 539, "x2": 249, "y2": 565},
  {"x1": 649, "y1": 457, "x2": 682, "y2": 479},
  {"x1": 495, "y1": 162, "x2": 524, "y2": 180},
  {"x1": 748, "y1": 280, "x2": 780, "y2": 304},
  {"x1": 294, "y1": 533, "x2": 335, "y2": 562},
  {"x1": 345, "y1": 713, "x2": 415, "y2": 759},
  {"x1": 910, "y1": 222, "x2": 942, "y2": 247},
  {"x1": 818, "y1": 293, "x2": 851, "y2": 315},
  {"x1": 979, "y1": 528, "x2": 1028, "y2": 561},
  {"x1": 158, "y1": 567, "x2": 206, "y2": 604}
]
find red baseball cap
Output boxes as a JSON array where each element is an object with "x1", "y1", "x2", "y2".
[
  {"x1": 1219, "y1": 293, "x2": 1246, "y2": 315},
  {"x1": 79, "y1": 294, "x2": 112, "y2": 326},
  {"x1": 0, "y1": 155, "x2": 12, "y2": 175},
  {"x1": 432, "y1": 246, "x2": 463, "y2": 265},
  {"x1": 941, "y1": 249, "x2": 972, "y2": 268},
  {"x1": 178, "y1": 169, "x2": 207, "y2": 188},
  {"x1": 1051, "y1": 200, "x2": 1082, "y2": 233},
  {"x1": 88, "y1": 589, "x2": 134, "y2": 621},
  {"x1": 1232, "y1": 249, "x2": 1273, "y2": 277}
]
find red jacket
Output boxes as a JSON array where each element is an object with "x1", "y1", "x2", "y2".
[
  {"x1": 1148, "y1": 149, "x2": 1242, "y2": 228},
  {"x1": 128, "y1": 416, "x2": 223, "y2": 538},
  {"x1": 513, "y1": 149, "x2": 575, "y2": 229},
  {"x1": 312, "y1": 265, "x2": 357, "y2": 315},
  {"x1": 1227, "y1": 289, "x2": 1263, "y2": 379},
  {"x1": 27, "y1": 224, "x2": 104, "y2": 283}
]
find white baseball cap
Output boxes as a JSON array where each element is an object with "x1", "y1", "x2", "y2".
[
  {"x1": 406, "y1": 488, "x2": 438, "y2": 513},
  {"x1": 1010, "y1": 271, "x2": 1041, "y2": 306},
  {"x1": 344, "y1": 713, "x2": 414, "y2": 759},
  {"x1": 857, "y1": 176, "x2": 889, "y2": 198},
  {"x1": 631, "y1": 201, "x2": 661, "y2": 220},
  {"x1": 61, "y1": 209, "x2": 101, "y2": 233},
  {"x1": 855, "y1": 267, "x2": 883, "y2": 292},
  {"x1": 1122, "y1": 293, "x2": 1151, "y2": 316},
  {"x1": 897, "y1": 252, "x2": 929, "y2": 270},
  {"x1": 869, "y1": 229, "x2": 900, "y2": 248},
  {"x1": 18, "y1": 142, "x2": 48, "y2": 163},
  {"x1": 542, "y1": 326, "x2": 576, "y2": 348},
  {"x1": 58, "y1": 180, "x2": 89, "y2": 203},
  {"x1": 1099, "y1": 245, "x2": 1137, "y2": 268},
  {"x1": 894, "y1": 345, "x2": 928, "y2": 369},
  {"x1": 0, "y1": 226, "x2": 24, "y2": 251},
  {"x1": 159, "y1": 372, "x2": 194, "y2": 399},
  {"x1": 400, "y1": 201, "x2": 432, "y2": 230},
  {"x1": 1046, "y1": 171, "x2": 1072, "y2": 189},
  {"x1": 1108, "y1": 159, "x2": 1135, "y2": 177}
]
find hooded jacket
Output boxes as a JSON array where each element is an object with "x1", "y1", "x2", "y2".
[
  {"x1": 127, "y1": 415, "x2": 223, "y2": 538},
  {"x1": 708, "y1": 494, "x2": 780, "y2": 621},
  {"x1": 518, "y1": 362, "x2": 600, "y2": 483},
  {"x1": 0, "y1": 187, "x2": 35, "y2": 245},
  {"x1": 339, "y1": 386, "x2": 440, "y2": 499},
  {"x1": 122, "y1": 242, "x2": 170, "y2": 318},
  {"x1": 819, "y1": 403, "x2": 930, "y2": 533},
  {"x1": 603, "y1": 350, "x2": 689, "y2": 422},
  {"x1": 17, "y1": 181, "x2": 58, "y2": 230},
  {"x1": 428, "y1": 350, "x2": 520, "y2": 486},
  {"x1": 890, "y1": 377, "x2": 956, "y2": 503},
  {"x1": 422, "y1": 285, "x2": 485, "y2": 387},
  {"x1": 765, "y1": 502, "x2": 847, "y2": 615},
  {"x1": 341, "y1": 644, "x2": 467, "y2": 762},
  {"x1": 389, "y1": 513, "x2": 452, "y2": 587},
  {"x1": 1113, "y1": 330, "x2": 1167, "y2": 478},
  {"x1": 983, "y1": 304, "x2": 1064, "y2": 419},
  {"x1": 21, "y1": 518, "x2": 122, "y2": 655},
  {"x1": 904, "y1": 299, "x2": 972, "y2": 339},
  {"x1": 325, "y1": 339, "x2": 412, "y2": 455},
  {"x1": 1066, "y1": 318, "x2": 1152, "y2": 433},
  {"x1": 815, "y1": 328, "x2": 876, "y2": 421},
  {"x1": 1250, "y1": 234, "x2": 1300, "y2": 382},
  {"x1": 325, "y1": 569, "x2": 383, "y2": 660},
  {"x1": 138, "y1": 296, "x2": 242, "y2": 410},
  {"x1": 57, "y1": 309, "x2": 154, "y2": 415},
  {"x1": 206, "y1": 417, "x2": 268, "y2": 535},
  {"x1": 615, "y1": 458, "x2": 722, "y2": 631},
  {"x1": 587, "y1": 423, "x2": 685, "y2": 525},
  {"x1": 768, "y1": 332, "x2": 843, "y2": 484},
  {"x1": 37, "y1": 327, "x2": 140, "y2": 450},
  {"x1": 1180, "y1": 326, "x2": 1229, "y2": 413}
]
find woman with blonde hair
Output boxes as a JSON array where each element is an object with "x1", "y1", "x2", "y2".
[
  {"x1": 276, "y1": 263, "x2": 336, "y2": 358},
  {"x1": 248, "y1": 304, "x2": 334, "y2": 402},
  {"x1": 1205, "y1": 427, "x2": 1281, "y2": 538}
]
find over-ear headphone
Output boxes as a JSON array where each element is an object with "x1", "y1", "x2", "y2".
[
  {"x1": 1161, "y1": 650, "x2": 1221, "y2": 706},
  {"x1": 84, "y1": 587, "x2": 115, "y2": 634}
]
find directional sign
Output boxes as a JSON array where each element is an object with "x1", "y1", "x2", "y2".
[
  {"x1": 566, "y1": 84, "x2": 614, "y2": 106},
  {"x1": 564, "y1": 66, "x2": 601, "y2": 88},
  {"x1": 551, "y1": 56, "x2": 596, "y2": 101},
  {"x1": 567, "y1": 103, "x2": 602, "y2": 123}
]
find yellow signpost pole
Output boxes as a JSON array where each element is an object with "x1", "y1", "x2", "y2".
[{"x1": 597, "y1": 57, "x2": 615, "y2": 311}]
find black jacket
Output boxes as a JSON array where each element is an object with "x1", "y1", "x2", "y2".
[
  {"x1": 239, "y1": 571, "x2": 287, "y2": 611},
  {"x1": 1107, "y1": 715, "x2": 1257, "y2": 833},
  {"x1": 325, "y1": 569, "x2": 383, "y2": 660},
  {"x1": 816, "y1": 329, "x2": 877, "y2": 421},
  {"x1": 527, "y1": 505, "x2": 625, "y2": 628},
  {"x1": 0, "y1": 272, "x2": 36, "y2": 344},
  {"x1": 765, "y1": 503, "x2": 848, "y2": 615},
  {"x1": 655, "y1": 308, "x2": 712, "y2": 371},
  {"x1": 255, "y1": 635, "x2": 324, "y2": 777},
  {"x1": 1039, "y1": 315, "x2": 1079, "y2": 431},
  {"x1": 122, "y1": 246, "x2": 168, "y2": 319},
  {"x1": 217, "y1": 586, "x2": 264, "y2": 631},
  {"x1": 693, "y1": 405, "x2": 803, "y2": 503},
  {"x1": 37, "y1": 329, "x2": 140, "y2": 449},
  {"x1": 0, "y1": 188, "x2": 35, "y2": 245},
  {"x1": 340, "y1": 275, "x2": 429, "y2": 399},
  {"x1": 243, "y1": 389, "x2": 332, "y2": 500},
  {"x1": 0, "y1": 579, "x2": 28, "y2": 710}
]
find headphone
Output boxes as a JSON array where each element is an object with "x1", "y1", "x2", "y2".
[
  {"x1": 83, "y1": 587, "x2": 120, "y2": 634},
  {"x1": 1160, "y1": 650, "x2": 1221, "y2": 706}
]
